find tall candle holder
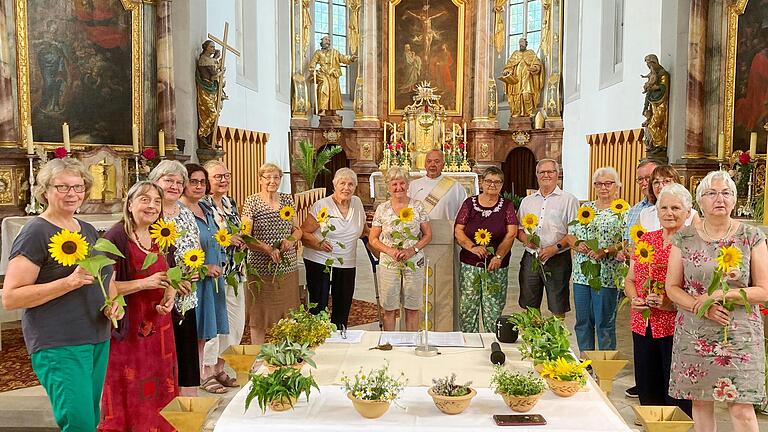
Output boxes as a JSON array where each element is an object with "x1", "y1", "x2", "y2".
[
  {"x1": 26, "y1": 153, "x2": 39, "y2": 215},
  {"x1": 132, "y1": 152, "x2": 141, "y2": 183}
]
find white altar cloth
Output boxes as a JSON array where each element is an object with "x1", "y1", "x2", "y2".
[{"x1": 214, "y1": 332, "x2": 632, "y2": 432}]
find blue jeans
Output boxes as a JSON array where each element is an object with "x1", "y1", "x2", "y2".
[{"x1": 573, "y1": 283, "x2": 618, "y2": 352}]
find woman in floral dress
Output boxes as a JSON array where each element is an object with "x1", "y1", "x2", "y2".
[{"x1": 666, "y1": 170, "x2": 768, "y2": 432}]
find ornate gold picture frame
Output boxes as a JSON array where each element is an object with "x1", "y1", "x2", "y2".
[{"x1": 388, "y1": 0, "x2": 465, "y2": 116}]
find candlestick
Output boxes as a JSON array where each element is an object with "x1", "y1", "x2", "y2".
[
  {"x1": 158, "y1": 130, "x2": 166, "y2": 157},
  {"x1": 463, "y1": 122, "x2": 467, "y2": 143},
  {"x1": 26, "y1": 124, "x2": 34, "y2": 155},
  {"x1": 749, "y1": 132, "x2": 757, "y2": 156},
  {"x1": 132, "y1": 124, "x2": 140, "y2": 153},
  {"x1": 404, "y1": 121, "x2": 408, "y2": 142},
  {"x1": 717, "y1": 133, "x2": 725, "y2": 161},
  {"x1": 383, "y1": 122, "x2": 387, "y2": 141},
  {"x1": 62, "y1": 123, "x2": 70, "y2": 152}
]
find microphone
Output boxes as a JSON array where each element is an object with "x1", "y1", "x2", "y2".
[{"x1": 490, "y1": 342, "x2": 506, "y2": 365}]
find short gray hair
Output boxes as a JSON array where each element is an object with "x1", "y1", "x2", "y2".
[
  {"x1": 536, "y1": 158, "x2": 560, "y2": 174},
  {"x1": 333, "y1": 167, "x2": 358, "y2": 188},
  {"x1": 203, "y1": 160, "x2": 228, "y2": 172},
  {"x1": 34, "y1": 158, "x2": 94, "y2": 204},
  {"x1": 592, "y1": 166, "x2": 622, "y2": 187},
  {"x1": 657, "y1": 183, "x2": 693, "y2": 211},
  {"x1": 384, "y1": 166, "x2": 410, "y2": 184},
  {"x1": 695, "y1": 170, "x2": 737, "y2": 204},
  {"x1": 148, "y1": 160, "x2": 188, "y2": 186}
]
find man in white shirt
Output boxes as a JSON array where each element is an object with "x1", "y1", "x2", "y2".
[
  {"x1": 517, "y1": 159, "x2": 579, "y2": 317},
  {"x1": 408, "y1": 150, "x2": 467, "y2": 219}
]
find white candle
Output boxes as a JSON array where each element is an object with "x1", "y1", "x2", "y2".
[
  {"x1": 750, "y1": 132, "x2": 757, "y2": 156},
  {"x1": 62, "y1": 123, "x2": 70, "y2": 152},
  {"x1": 26, "y1": 124, "x2": 34, "y2": 154},
  {"x1": 383, "y1": 122, "x2": 387, "y2": 141},
  {"x1": 404, "y1": 122, "x2": 408, "y2": 142},
  {"x1": 158, "y1": 130, "x2": 165, "y2": 157},
  {"x1": 463, "y1": 122, "x2": 467, "y2": 143},
  {"x1": 717, "y1": 133, "x2": 725, "y2": 160},
  {"x1": 132, "y1": 124, "x2": 139, "y2": 153}
]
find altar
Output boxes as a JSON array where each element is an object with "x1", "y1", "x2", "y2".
[{"x1": 369, "y1": 171, "x2": 478, "y2": 206}]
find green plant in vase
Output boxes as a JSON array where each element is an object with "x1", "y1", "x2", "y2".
[
  {"x1": 428, "y1": 373, "x2": 476, "y2": 415},
  {"x1": 268, "y1": 303, "x2": 337, "y2": 347},
  {"x1": 256, "y1": 340, "x2": 317, "y2": 371},
  {"x1": 491, "y1": 367, "x2": 546, "y2": 412},
  {"x1": 245, "y1": 367, "x2": 319, "y2": 413},
  {"x1": 508, "y1": 307, "x2": 572, "y2": 363}
]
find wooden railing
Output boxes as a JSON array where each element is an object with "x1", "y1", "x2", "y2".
[
  {"x1": 587, "y1": 128, "x2": 646, "y2": 205},
  {"x1": 294, "y1": 187, "x2": 327, "y2": 229},
  {"x1": 217, "y1": 126, "x2": 269, "y2": 207}
]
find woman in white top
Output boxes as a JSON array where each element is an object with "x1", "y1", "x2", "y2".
[
  {"x1": 301, "y1": 168, "x2": 369, "y2": 328},
  {"x1": 638, "y1": 165, "x2": 699, "y2": 232}
]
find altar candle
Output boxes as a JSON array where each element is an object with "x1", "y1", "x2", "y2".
[
  {"x1": 132, "y1": 124, "x2": 139, "y2": 153},
  {"x1": 26, "y1": 124, "x2": 34, "y2": 155},
  {"x1": 62, "y1": 123, "x2": 70, "y2": 152},
  {"x1": 463, "y1": 122, "x2": 467, "y2": 143},
  {"x1": 717, "y1": 133, "x2": 725, "y2": 160},
  {"x1": 383, "y1": 122, "x2": 387, "y2": 141},
  {"x1": 404, "y1": 122, "x2": 408, "y2": 142},
  {"x1": 750, "y1": 132, "x2": 757, "y2": 156},
  {"x1": 158, "y1": 130, "x2": 165, "y2": 157}
]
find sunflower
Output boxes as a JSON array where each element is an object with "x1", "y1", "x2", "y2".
[
  {"x1": 576, "y1": 206, "x2": 595, "y2": 225},
  {"x1": 521, "y1": 213, "x2": 539, "y2": 231},
  {"x1": 214, "y1": 228, "x2": 232, "y2": 248},
  {"x1": 716, "y1": 245, "x2": 742, "y2": 272},
  {"x1": 316, "y1": 207, "x2": 329, "y2": 223},
  {"x1": 279, "y1": 205, "x2": 295, "y2": 221},
  {"x1": 629, "y1": 224, "x2": 647, "y2": 244},
  {"x1": 398, "y1": 207, "x2": 414, "y2": 223},
  {"x1": 149, "y1": 219, "x2": 178, "y2": 252},
  {"x1": 634, "y1": 241, "x2": 655, "y2": 264},
  {"x1": 48, "y1": 229, "x2": 89, "y2": 267},
  {"x1": 474, "y1": 229, "x2": 492, "y2": 246},
  {"x1": 610, "y1": 199, "x2": 630, "y2": 215},
  {"x1": 240, "y1": 218, "x2": 252, "y2": 235},
  {"x1": 183, "y1": 248, "x2": 206, "y2": 269}
]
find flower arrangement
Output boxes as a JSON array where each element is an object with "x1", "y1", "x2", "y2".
[
  {"x1": 472, "y1": 228, "x2": 500, "y2": 294},
  {"x1": 268, "y1": 303, "x2": 336, "y2": 347},
  {"x1": 539, "y1": 357, "x2": 592, "y2": 385},
  {"x1": 315, "y1": 207, "x2": 346, "y2": 273},
  {"x1": 491, "y1": 367, "x2": 546, "y2": 397},
  {"x1": 695, "y1": 245, "x2": 750, "y2": 343},
  {"x1": 256, "y1": 340, "x2": 317, "y2": 369},
  {"x1": 341, "y1": 363, "x2": 407, "y2": 402},
  {"x1": 428, "y1": 373, "x2": 476, "y2": 415},
  {"x1": 48, "y1": 230, "x2": 126, "y2": 327},
  {"x1": 139, "y1": 148, "x2": 159, "y2": 174},
  {"x1": 430, "y1": 373, "x2": 472, "y2": 397},
  {"x1": 52, "y1": 146, "x2": 68, "y2": 159},
  {"x1": 245, "y1": 366, "x2": 319, "y2": 413},
  {"x1": 508, "y1": 307, "x2": 572, "y2": 362},
  {"x1": 520, "y1": 213, "x2": 550, "y2": 280}
]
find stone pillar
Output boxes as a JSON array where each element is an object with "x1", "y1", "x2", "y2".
[
  {"x1": 471, "y1": 0, "x2": 498, "y2": 130},
  {"x1": 156, "y1": 0, "x2": 177, "y2": 149},
  {"x1": 684, "y1": 0, "x2": 707, "y2": 157},
  {"x1": 353, "y1": 0, "x2": 379, "y2": 128}
]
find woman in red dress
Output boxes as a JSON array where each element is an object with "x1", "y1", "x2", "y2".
[{"x1": 98, "y1": 181, "x2": 181, "y2": 431}]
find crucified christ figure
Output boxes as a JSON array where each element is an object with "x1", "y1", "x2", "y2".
[{"x1": 403, "y1": 4, "x2": 446, "y2": 66}]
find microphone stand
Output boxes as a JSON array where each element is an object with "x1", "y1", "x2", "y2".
[{"x1": 415, "y1": 257, "x2": 438, "y2": 357}]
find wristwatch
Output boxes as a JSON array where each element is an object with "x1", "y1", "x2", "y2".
[
  {"x1": 414, "y1": 247, "x2": 420, "y2": 253},
  {"x1": 495, "y1": 254, "x2": 503, "y2": 260},
  {"x1": 556, "y1": 242, "x2": 563, "y2": 250}
]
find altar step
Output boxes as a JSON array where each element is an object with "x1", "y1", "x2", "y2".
[{"x1": 0, "y1": 390, "x2": 57, "y2": 431}]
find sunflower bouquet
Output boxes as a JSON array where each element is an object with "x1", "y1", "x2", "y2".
[
  {"x1": 389, "y1": 207, "x2": 420, "y2": 273},
  {"x1": 315, "y1": 206, "x2": 347, "y2": 273},
  {"x1": 216, "y1": 218, "x2": 262, "y2": 296},
  {"x1": 48, "y1": 229, "x2": 126, "y2": 328},
  {"x1": 472, "y1": 228, "x2": 500, "y2": 294},
  {"x1": 145, "y1": 219, "x2": 206, "y2": 294},
  {"x1": 521, "y1": 213, "x2": 550, "y2": 281},
  {"x1": 695, "y1": 245, "x2": 750, "y2": 343},
  {"x1": 268, "y1": 205, "x2": 297, "y2": 282}
]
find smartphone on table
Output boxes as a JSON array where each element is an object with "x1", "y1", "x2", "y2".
[{"x1": 493, "y1": 414, "x2": 547, "y2": 426}]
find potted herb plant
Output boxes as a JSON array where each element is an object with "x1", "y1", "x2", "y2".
[
  {"x1": 269, "y1": 303, "x2": 336, "y2": 348},
  {"x1": 341, "y1": 363, "x2": 407, "y2": 419},
  {"x1": 256, "y1": 340, "x2": 317, "y2": 373},
  {"x1": 508, "y1": 307, "x2": 573, "y2": 363},
  {"x1": 427, "y1": 373, "x2": 476, "y2": 415},
  {"x1": 539, "y1": 357, "x2": 592, "y2": 397},
  {"x1": 490, "y1": 366, "x2": 546, "y2": 412},
  {"x1": 245, "y1": 367, "x2": 319, "y2": 413}
]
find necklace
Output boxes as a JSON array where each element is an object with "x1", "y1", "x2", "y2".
[
  {"x1": 702, "y1": 219, "x2": 733, "y2": 241},
  {"x1": 133, "y1": 230, "x2": 153, "y2": 252},
  {"x1": 164, "y1": 203, "x2": 179, "y2": 219}
]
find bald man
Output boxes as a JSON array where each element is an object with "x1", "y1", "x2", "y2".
[{"x1": 408, "y1": 150, "x2": 467, "y2": 219}]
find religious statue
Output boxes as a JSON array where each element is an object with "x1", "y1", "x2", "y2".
[
  {"x1": 196, "y1": 40, "x2": 225, "y2": 148},
  {"x1": 499, "y1": 38, "x2": 544, "y2": 117},
  {"x1": 89, "y1": 158, "x2": 116, "y2": 202},
  {"x1": 641, "y1": 54, "x2": 669, "y2": 161},
  {"x1": 309, "y1": 36, "x2": 357, "y2": 117}
]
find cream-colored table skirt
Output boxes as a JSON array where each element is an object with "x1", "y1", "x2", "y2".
[{"x1": 214, "y1": 332, "x2": 632, "y2": 431}]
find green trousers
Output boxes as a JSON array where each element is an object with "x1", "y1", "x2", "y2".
[
  {"x1": 458, "y1": 263, "x2": 508, "y2": 333},
  {"x1": 30, "y1": 340, "x2": 110, "y2": 431}
]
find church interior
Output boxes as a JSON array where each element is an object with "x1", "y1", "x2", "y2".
[{"x1": 0, "y1": 0, "x2": 767, "y2": 431}]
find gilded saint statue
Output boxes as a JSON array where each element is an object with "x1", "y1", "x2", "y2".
[
  {"x1": 499, "y1": 38, "x2": 544, "y2": 117},
  {"x1": 196, "y1": 40, "x2": 225, "y2": 149},
  {"x1": 641, "y1": 54, "x2": 669, "y2": 161},
  {"x1": 309, "y1": 36, "x2": 357, "y2": 117}
]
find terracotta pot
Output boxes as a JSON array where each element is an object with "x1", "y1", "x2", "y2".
[
  {"x1": 269, "y1": 396, "x2": 298, "y2": 412},
  {"x1": 546, "y1": 377, "x2": 582, "y2": 397},
  {"x1": 347, "y1": 393, "x2": 392, "y2": 419},
  {"x1": 427, "y1": 387, "x2": 476, "y2": 415},
  {"x1": 263, "y1": 360, "x2": 305, "y2": 374},
  {"x1": 500, "y1": 391, "x2": 544, "y2": 412}
]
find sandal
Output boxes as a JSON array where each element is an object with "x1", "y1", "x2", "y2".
[
  {"x1": 199, "y1": 376, "x2": 228, "y2": 394},
  {"x1": 215, "y1": 371, "x2": 239, "y2": 387}
]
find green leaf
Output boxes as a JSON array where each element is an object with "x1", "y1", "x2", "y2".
[
  {"x1": 695, "y1": 298, "x2": 716, "y2": 318},
  {"x1": 234, "y1": 251, "x2": 247, "y2": 264},
  {"x1": 585, "y1": 239, "x2": 599, "y2": 251},
  {"x1": 588, "y1": 277, "x2": 602, "y2": 291},
  {"x1": 337, "y1": 242, "x2": 346, "y2": 249},
  {"x1": 338, "y1": 257, "x2": 344, "y2": 265},
  {"x1": 738, "y1": 288, "x2": 751, "y2": 313},
  {"x1": 141, "y1": 253, "x2": 159, "y2": 270},
  {"x1": 78, "y1": 255, "x2": 116, "y2": 277},
  {"x1": 329, "y1": 225, "x2": 336, "y2": 232},
  {"x1": 707, "y1": 272, "x2": 722, "y2": 296},
  {"x1": 405, "y1": 261, "x2": 416, "y2": 271},
  {"x1": 93, "y1": 238, "x2": 125, "y2": 258}
]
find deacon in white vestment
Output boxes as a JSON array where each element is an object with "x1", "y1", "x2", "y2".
[{"x1": 408, "y1": 150, "x2": 467, "y2": 219}]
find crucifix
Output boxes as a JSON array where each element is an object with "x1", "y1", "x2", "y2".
[{"x1": 207, "y1": 22, "x2": 241, "y2": 148}]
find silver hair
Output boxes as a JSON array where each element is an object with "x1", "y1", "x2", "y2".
[
  {"x1": 536, "y1": 158, "x2": 560, "y2": 174},
  {"x1": 592, "y1": 166, "x2": 622, "y2": 188},
  {"x1": 333, "y1": 167, "x2": 358, "y2": 188},
  {"x1": 657, "y1": 183, "x2": 693, "y2": 211},
  {"x1": 34, "y1": 158, "x2": 94, "y2": 205},
  {"x1": 384, "y1": 166, "x2": 410, "y2": 184},
  {"x1": 148, "y1": 159, "x2": 189, "y2": 186},
  {"x1": 695, "y1": 170, "x2": 738, "y2": 204}
]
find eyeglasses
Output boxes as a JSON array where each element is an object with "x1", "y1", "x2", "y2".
[
  {"x1": 635, "y1": 176, "x2": 651, "y2": 184},
  {"x1": 483, "y1": 179, "x2": 503, "y2": 186},
  {"x1": 188, "y1": 179, "x2": 207, "y2": 187},
  {"x1": 261, "y1": 175, "x2": 281, "y2": 182},
  {"x1": 159, "y1": 177, "x2": 184, "y2": 187},
  {"x1": 537, "y1": 170, "x2": 557, "y2": 176},
  {"x1": 213, "y1": 173, "x2": 231, "y2": 181},
  {"x1": 701, "y1": 190, "x2": 734, "y2": 200},
  {"x1": 594, "y1": 181, "x2": 616, "y2": 189},
  {"x1": 652, "y1": 178, "x2": 675, "y2": 188},
  {"x1": 51, "y1": 184, "x2": 86, "y2": 193}
]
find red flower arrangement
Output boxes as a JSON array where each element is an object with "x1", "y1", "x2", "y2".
[
  {"x1": 458, "y1": 141, "x2": 465, "y2": 150},
  {"x1": 142, "y1": 148, "x2": 157, "y2": 160},
  {"x1": 53, "y1": 147, "x2": 68, "y2": 159},
  {"x1": 738, "y1": 152, "x2": 751, "y2": 165}
]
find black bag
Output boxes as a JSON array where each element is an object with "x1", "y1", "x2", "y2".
[{"x1": 495, "y1": 315, "x2": 518, "y2": 343}]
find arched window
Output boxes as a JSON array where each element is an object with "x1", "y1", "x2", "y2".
[
  {"x1": 507, "y1": 0, "x2": 542, "y2": 55},
  {"x1": 313, "y1": 0, "x2": 349, "y2": 95}
]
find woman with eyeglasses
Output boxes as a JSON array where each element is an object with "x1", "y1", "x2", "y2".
[
  {"x1": 566, "y1": 166, "x2": 625, "y2": 353},
  {"x1": 666, "y1": 170, "x2": 768, "y2": 432},
  {"x1": 3, "y1": 158, "x2": 121, "y2": 431},
  {"x1": 453, "y1": 166, "x2": 518, "y2": 332},
  {"x1": 241, "y1": 163, "x2": 302, "y2": 344},
  {"x1": 200, "y1": 160, "x2": 245, "y2": 390},
  {"x1": 637, "y1": 165, "x2": 699, "y2": 231}
]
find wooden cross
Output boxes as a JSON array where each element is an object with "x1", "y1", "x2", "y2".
[{"x1": 207, "y1": 22, "x2": 241, "y2": 148}]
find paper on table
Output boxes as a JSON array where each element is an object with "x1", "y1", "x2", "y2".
[
  {"x1": 378, "y1": 331, "x2": 466, "y2": 347},
  {"x1": 325, "y1": 329, "x2": 364, "y2": 344}
]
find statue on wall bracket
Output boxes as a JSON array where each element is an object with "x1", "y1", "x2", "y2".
[
  {"x1": 309, "y1": 36, "x2": 358, "y2": 118},
  {"x1": 641, "y1": 54, "x2": 670, "y2": 163},
  {"x1": 499, "y1": 37, "x2": 544, "y2": 118}
]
